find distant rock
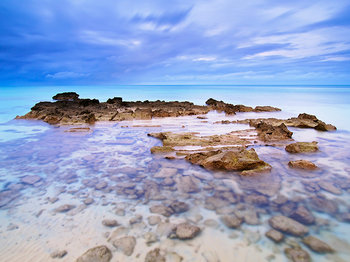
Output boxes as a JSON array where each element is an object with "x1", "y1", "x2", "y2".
[
  {"x1": 254, "y1": 106, "x2": 281, "y2": 112},
  {"x1": 302, "y1": 236, "x2": 334, "y2": 253},
  {"x1": 53, "y1": 92, "x2": 79, "y2": 101},
  {"x1": 285, "y1": 142, "x2": 319, "y2": 153},
  {"x1": 76, "y1": 245, "x2": 112, "y2": 262},
  {"x1": 288, "y1": 160, "x2": 318, "y2": 170},
  {"x1": 268, "y1": 215, "x2": 309, "y2": 236}
]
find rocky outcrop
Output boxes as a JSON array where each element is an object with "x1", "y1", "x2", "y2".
[
  {"x1": 76, "y1": 246, "x2": 112, "y2": 262},
  {"x1": 53, "y1": 92, "x2": 79, "y2": 101},
  {"x1": 268, "y1": 215, "x2": 309, "y2": 236},
  {"x1": 252, "y1": 122, "x2": 293, "y2": 141},
  {"x1": 288, "y1": 160, "x2": 318, "y2": 170},
  {"x1": 302, "y1": 236, "x2": 334, "y2": 253},
  {"x1": 285, "y1": 142, "x2": 319, "y2": 153}
]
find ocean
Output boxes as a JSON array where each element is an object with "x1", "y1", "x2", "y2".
[{"x1": 0, "y1": 85, "x2": 350, "y2": 261}]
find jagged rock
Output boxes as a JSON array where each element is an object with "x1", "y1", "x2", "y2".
[
  {"x1": 288, "y1": 160, "x2": 318, "y2": 170},
  {"x1": 145, "y1": 248, "x2": 166, "y2": 262},
  {"x1": 112, "y1": 236, "x2": 136, "y2": 256},
  {"x1": 53, "y1": 92, "x2": 79, "y2": 101},
  {"x1": 102, "y1": 219, "x2": 119, "y2": 227},
  {"x1": 150, "y1": 146, "x2": 174, "y2": 154},
  {"x1": 285, "y1": 142, "x2": 319, "y2": 153},
  {"x1": 289, "y1": 206, "x2": 315, "y2": 225},
  {"x1": 265, "y1": 229, "x2": 284, "y2": 243},
  {"x1": 221, "y1": 215, "x2": 243, "y2": 228},
  {"x1": 268, "y1": 215, "x2": 308, "y2": 236},
  {"x1": 76, "y1": 246, "x2": 112, "y2": 262},
  {"x1": 284, "y1": 247, "x2": 310, "y2": 262},
  {"x1": 302, "y1": 236, "x2": 334, "y2": 253},
  {"x1": 175, "y1": 222, "x2": 201, "y2": 240},
  {"x1": 254, "y1": 122, "x2": 293, "y2": 141},
  {"x1": 21, "y1": 175, "x2": 42, "y2": 185},
  {"x1": 254, "y1": 106, "x2": 281, "y2": 112}
]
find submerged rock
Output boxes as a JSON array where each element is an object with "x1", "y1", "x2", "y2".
[
  {"x1": 76, "y1": 245, "x2": 112, "y2": 262},
  {"x1": 51, "y1": 250, "x2": 67, "y2": 259},
  {"x1": 221, "y1": 215, "x2": 243, "y2": 228},
  {"x1": 318, "y1": 181, "x2": 342, "y2": 195},
  {"x1": 102, "y1": 219, "x2": 119, "y2": 227},
  {"x1": 21, "y1": 175, "x2": 42, "y2": 185},
  {"x1": 168, "y1": 201, "x2": 190, "y2": 214},
  {"x1": 285, "y1": 142, "x2": 319, "y2": 153},
  {"x1": 268, "y1": 215, "x2": 308, "y2": 236},
  {"x1": 150, "y1": 204, "x2": 174, "y2": 217},
  {"x1": 112, "y1": 236, "x2": 136, "y2": 256},
  {"x1": 302, "y1": 236, "x2": 334, "y2": 253},
  {"x1": 284, "y1": 247, "x2": 310, "y2": 262},
  {"x1": 175, "y1": 222, "x2": 201, "y2": 240},
  {"x1": 265, "y1": 229, "x2": 284, "y2": 243},
  {"x1": 55, "y1": 204, "x2": 76, "y2": 213},
  {"x1": 289, "y1": 206, "x2": 315, "y2": 225},
  {"x1": 145, "y1": 248, "x2": 166, "y2": 262},
  {"x1": 288, "y1": 160, "x2": 318, "y2": 170}
]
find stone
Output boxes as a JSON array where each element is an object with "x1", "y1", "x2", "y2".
[
  {"x1": 112, "y1": 236, "x2": 136, "y2": 256},
  {"x1": 84, "y1": 198, "x2": 94, "y2": 205},
  {"x1": 175, "y1": 222, "x2": 201, "y2": 240},
  {"x1": 221, "y1": 215, "x2": 243, "y2": 228},
  {"x1": 145, "y1": 248, "x2": 166, "y2": 262},
  {"x1": 289, "y1": 206, "x2": 315, "y2": 225},
  {"x1": 156, "y1": 222, "x2": 177, "y2": 237},
  {"x1": 284, "y1": 247, "x2": 310, "y2": 262},
  {"x1": 144, "y1": 232, "x2": 158, "y2": 245},
  {"x1": 129, "y1": 214, "x2": 143, "y2": 225},
  {"x1": 51, "y1": 250, "x2": 67, "y2": 259},
  {"x1": 150, "y1": 204, "x2": 174, "y2": 217},
  {"x1": 55, "y1": 204, "x2": 75, "y2": 213},
  {"x1": 265, "y1": 229, "x2": 284, "y2": 243},
  {"x1": 102, "y1": 219, "x2": 119, "y2": 227},
  {"x1": 254, "y1": 122, "x2": 293, "y2": 141},
  {"x1": 76, "y1": 245, "x2": 112, "y2": 262},
  {"x1": 268, "y1": 215, "x2": 308, "y2": 236},
  {"x1": 21, "y1": 175, "x2": 42, "y2": 185},
  {"x1": 148, "y1": 216, "x2": 161, "y2": 225},
  {"x1": 95, "y1": 181, "x2": 108, "y2": 190},
  {"x1": 53, "y1": 92, "x2": 79, "y2": 101},
  {"x1": 168, "y1": 201, "x2": 190, "y2": 214},
  {"x1": 175, "y1": 175, "x2": 200, "y2": 193},
  {"x1": 151, "y1": 146, "x2": 174, "y2": 154},
  {"x1": 288, "y1": 160, "x2": 318, "y2": 170},
  {"x1": 302, "y1": 236, "x2": 334, "y2": 253},
  {"x1": 318, "y1": 181, "x2": 342, "y2": 195},
  {"x1": 285, "y1": 142, "x2": 319, "y2": 153},
  {"x1": 310, "y1": 196, "x2": 338, "y2": 214}
]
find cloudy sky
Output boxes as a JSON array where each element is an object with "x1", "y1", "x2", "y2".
[{"x1": 1, "y1": 0, "x2": 350, "y2": 85}]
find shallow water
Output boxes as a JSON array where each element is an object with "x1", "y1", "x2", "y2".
[{"x1": 1, "y1": 86, "x2": 350, "y2": 261}]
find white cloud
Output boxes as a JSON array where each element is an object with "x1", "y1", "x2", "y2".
[{"x1": 46, "y1": 71, "x2": 89, "y2": 79}]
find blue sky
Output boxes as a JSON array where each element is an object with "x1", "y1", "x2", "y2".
[{"x1": 1, "y1": 0, "x2": 350, "y2": 85}]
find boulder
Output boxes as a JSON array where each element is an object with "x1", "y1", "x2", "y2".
[
  {"x1": 76, "y1": 246, "x2": 112, "y2": 262},
  {"x1": 285, "y1": 142, "x2": 319, "y2": 153},
  {"x1": 268, "y1": 215, "x2": 308, "y2": 236},
  {"x1": 288, "y1": 160, "x2": 318, "y2": 170},
  {"x1": 175, "y1": 222, "x2": 201, "y2": 240},
  {"x1": 253, "y1": 122, "x2": 293, "y2": 141},
  {"x1": 302, "y1": 236, "x2": 334, "y2": 253}
]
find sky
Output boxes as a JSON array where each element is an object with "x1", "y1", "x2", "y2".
[{"x1": 1, "y1": 0, "x2": 350, "y2": 85}]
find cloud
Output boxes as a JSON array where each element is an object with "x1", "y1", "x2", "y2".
[{"x1": 46, "y1": 72, "x2": 89, "y2": 79}]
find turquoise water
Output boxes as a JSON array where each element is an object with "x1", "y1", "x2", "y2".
[{"x1": 1, "y1": 85, "x2": 350, "y2": 261}]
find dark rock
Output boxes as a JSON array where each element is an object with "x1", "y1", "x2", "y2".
[
  {"x1": 302, "y1": 236, "x2": 334, "y2": 253},
  {"x1": 53, "y1": 92, "x2": 79, "y2": 101},
  {"x1": 76, "y1": 245, "x2": 112, "y2": 262},
  {"x1": 254, "y1": 122, "x2": 293, "y2": 141},
  {"x1": 51, "y1": 250, "x2": 67, "y2": 259},
  {"x1": 168, "y1": 201, "x2": 190, "y2": 214},
  {"x1": 265, "y1": 229, "x2": 284, "y2": 243},
  {"x1": 268, "y1": 215, "x2": 308, "y2": 236}
]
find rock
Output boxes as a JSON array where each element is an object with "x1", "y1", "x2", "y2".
[
  {"x1": 95, "y1": 181, "x2": 108, "y2": 190},
  {"x1": 205, "y1": 196, "x2": 230, "y2": 210},
  {"x1": 175, "y1": 222, "x2": 201, "y2": 240},
  {"x1": 84, "y1": 198, "x2": 94, "y2": 205},
  {"x1": 129, "y1": 214, "x2": 143, "y2": 225},
  {"x1": 151, "y1": 146, "x2": 175, "y2": 154},
  {"x1": 285, "y1": 142, "x2": 319, "y2": 153},
  {"x1": 168, "y1": 201, "x2": 190, "y2": 214},
  {"x1": 55, "y1": 204, "x2": 75, "y2": 213},
  {"x1": 309, "y1": 196, "x2": 338, "y2": 214},
  {"x1": 254, "y1": 122, "x2": 293, "y2": 141},
  {"x1": 51, "y1": 250, "x2": 67, "y2": 259},
  {"x1": 150, "y1": 204, "x2": 174, "y2": 217},
  {"x1": 254, "y1": 106, "x2": 281, "y2": 112},
  {"x1": 156, "y1": 222, "x2": 177, "y2": 237},
  {"x1": 175, "y1": 175, "x2": 200, "y2": 193},
  {"x1": 144, "y1": 232, "x2": 158, "y2": 245},
  {"x1": 76, "y1": 245, "x2": 112, "y2": 262},
  {"x1": 21, "y1": 175, "x2": 42, "y2": 185},
  {"x1": 148, "y1": 216, "x2": 161, "y2": 225},
  {"x1": 318, "y1": 181, "x2": 342, "y2": 195},
  {"x1": 221, "y1": 215, "x2": 243, "y2": 228},
  {"x1": 112, "y1": 236, "x2": 136, "y2": 256},
  {"x1": 289, "y1": 206, "x2": 315, "y2": 225},
  {"x1": 288, "y1": 160, "x2": 318, "y2": 170},
  {"x1": 65, "y1": 127, "x2": 92, "y2": 133},
  {"x1": 145, "y1": 248, "x2": 166, "y2": 262},
  {"x1": 284, "y1": 247, "x2": 310, "y2": 262},
  {"x1": 314, "y1": 121, "x2": 337, "y2": 131},
  {"x1": 302, "y1": 236, "x2": 334, "y2": 253},
  {"x1": 102, "y1": 219, "x2": 119, "y2": 227},
  {"x1": 154, "y1": 167, "x2": 178, "y2": 178},
  {"x1": 244, "y1": 194, "x2": 269, "y2": 206},
  {"x1": 53, "y1": 92, "x2": 79, "y2": 101},
  {"x1": 265, "y1": 229, "x2": 284, "y2": 243},
  {"x1": 268, "y1": 215, "x2": 308, "y2": 236}
]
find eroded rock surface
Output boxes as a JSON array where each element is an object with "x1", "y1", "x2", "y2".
[
  {"x1": 288, "y1": 160, "x2": 318, "y2": 170},
  {"x1": 285, "y1": 142, "x2": 319, "y2": 153}
]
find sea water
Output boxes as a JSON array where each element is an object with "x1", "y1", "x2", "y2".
[{"x1": 0, "y1": 85, "x2": 350, "y2": 261}]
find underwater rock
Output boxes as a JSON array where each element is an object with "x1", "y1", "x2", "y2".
[
  {"x1": 76, "y1": 245, "x2": 112, "y2": 262},
  {"x1": 150, "y1": 204, "x2": 174, "y2": 217},
  {"x1": 55, "y1": 204, "x2": 76, "y2": 213},
  {"x1": 144, "y1": 232, "x2": 158, "y2": 245},
  {"x1": 318, "y1": 181, "x2": 342, "y2": 195},
  {"x1": 145, "y1": 248, "x2": 166, "y2": 262},
  {"x1": 175, "y1": 222, "x2": 201, "y2": 240},
  {"x1": 269, "y1": 215, "x2": 308, "y2": 236},
  {"x1": 148, "y1": 216, "x2": 161, "y2": 225},
  {"x1": 175, "y1": 175, "x2": 200, "y2": 193},
  {"x1": 129, "y1": 214, "x2": 143, "y2": 225},
  {"x1": 112, "y1": 236, "x2": 136, "y2": 256},
  {"x1": 50, "y1": 250, "x2": 67, "y2": 259},
  {"x1": 309, "y1": 196, "x2": 338, "y2": 214},
  {"x1": 265, "y1": 229, "x2": 284, "y2": 243},
  {"x1": 288, "y1": 160, "x2": 318, "y2": 170},
  {"x1": 84, "y1": 198, "x2": 94, "y2": 205},
  {"x1": 221, "y1": 215, "x2": 243, "y2": 228},
  {"x1": 285, "y1": 142, "x2": 319, "y2": 153},
  {"x1": 289, "y1": 206, "x2": 315, "y2": 225},
  {"x1": 302, "y1": 236, "x2": 334, "y2": 253},
  {"x1": 168, "y1": 201, "x2": 190, "y2": 214},
  {"x1": 284, "y1": 247, "x2": 310, "y2": 262},
  {"x1": 102, "y1": 219, "x2": 119, "y2": 227},
  {"x1": 95, "y1": 181, "x2": 108, "y2": 190},
  {"x1": 21, "y1": 175, "x2": 42, "y2": 185}
]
